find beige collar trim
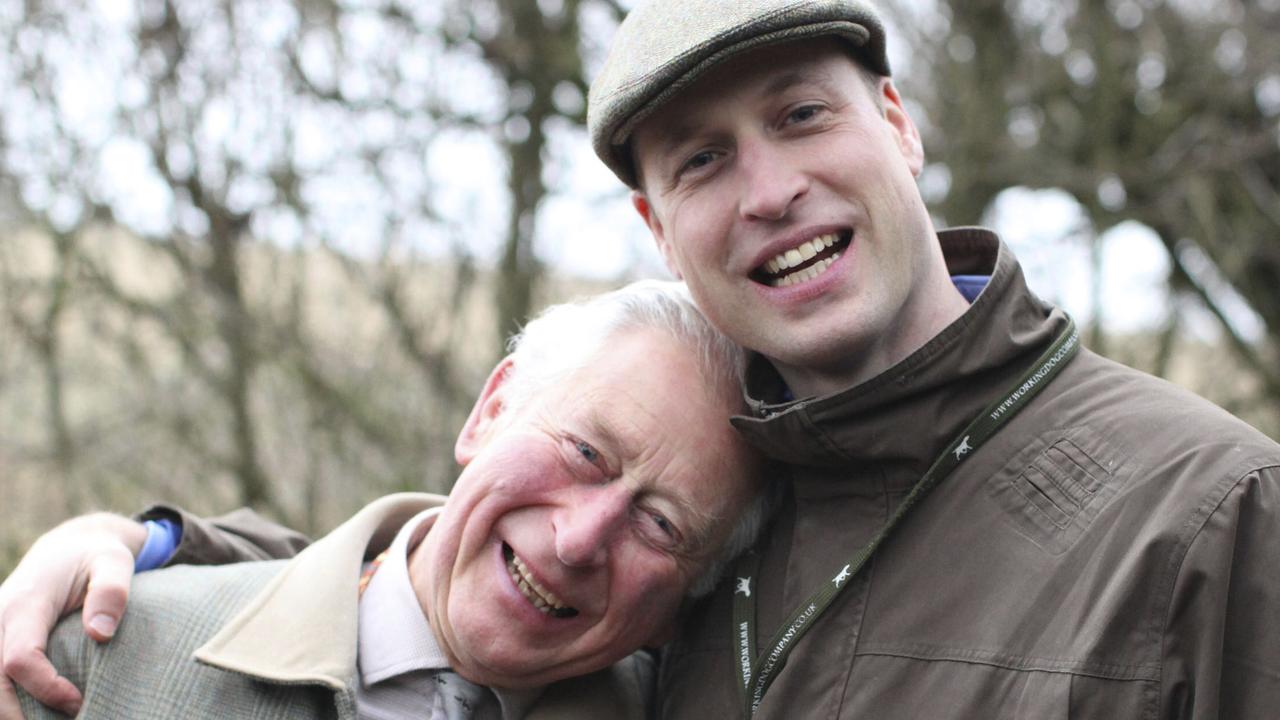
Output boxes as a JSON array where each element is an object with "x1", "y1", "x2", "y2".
[{"x1": 193, "y1": 493, "x2": 447, "y2": 690}]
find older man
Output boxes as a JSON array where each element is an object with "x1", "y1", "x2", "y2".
[{"x1": 1, "y1": 281, "x2": 766, "y2": 718}]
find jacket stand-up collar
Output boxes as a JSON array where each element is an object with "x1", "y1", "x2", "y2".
[{"x1": 732, "y1": 228, "x2": 1073, "y2": 485}]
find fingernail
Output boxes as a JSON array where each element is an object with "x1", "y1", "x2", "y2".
[{"x1": 89, "y1": 613, "x2": 117, "y2": 637}]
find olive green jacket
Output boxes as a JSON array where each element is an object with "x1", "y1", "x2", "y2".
[{"x1": 17, "y1": 493, "x2": 651, "y2": 719}]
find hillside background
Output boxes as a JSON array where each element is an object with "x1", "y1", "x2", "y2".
[{"x1": 3, "y1": 0, "x2": 1278, "y2": 573}]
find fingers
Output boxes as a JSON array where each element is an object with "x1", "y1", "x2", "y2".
[
  {"x1": 0, "y1": 512, "x2": 143, "y2": 718},
  {"x1": 0, "y1": 656, "x2": 81, "y2": 718},
  {"x1": 0, "y1": 617, "x2": 82, "y2": 718},
  {"x1": 0, "y1": 673, "x2": 28, "y2": 720},
  {"x1": 0, "y1": 666, "x2": 80, "y2": 718},
  {"x1": 80, "y1": 548, "x2": 135, "y2": 643}
]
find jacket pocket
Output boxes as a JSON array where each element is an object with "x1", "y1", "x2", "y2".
[{"x1": 989, "y1": 426, "x2": 1125, "y2": 555}]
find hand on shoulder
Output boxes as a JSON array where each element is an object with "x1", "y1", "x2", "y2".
[{"x1": 0, "y1": 512, "x2": 146, "y2": 718}]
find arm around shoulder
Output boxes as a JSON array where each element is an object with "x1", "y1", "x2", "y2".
[{"x1": 138, "y1": 504, "x2": 311, "y2": 566}]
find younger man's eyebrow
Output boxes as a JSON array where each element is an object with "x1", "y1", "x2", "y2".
[
  {"x1": 647, "y1": 119, "x2": 703, "y2": 164},
  {"x1": 761, "y1": 66, "x2": 837, "y2": 98},
  {"x1": 653, "y1": 67, "x2": 837, "y2": 152}
]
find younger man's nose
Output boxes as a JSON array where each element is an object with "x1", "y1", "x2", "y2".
[{"x1": 738, "y1": 140, "x2": 809, "y2": 222}]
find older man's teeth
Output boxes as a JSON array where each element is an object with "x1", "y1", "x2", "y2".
[
  {"x1": 773, "y1": 254, "x2": 839, "y2": 287},
  {"x1": 506, "y1": 551, "x2": 577, "y2": 617}
]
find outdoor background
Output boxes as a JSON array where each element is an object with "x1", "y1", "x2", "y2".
[{"x1": 2, "y1": 0, "x2": 1278, "y2": 574}]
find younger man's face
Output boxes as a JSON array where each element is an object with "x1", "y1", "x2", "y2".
[{"x1": 631, "y1": 39, "x2": 954, "y2": 396}]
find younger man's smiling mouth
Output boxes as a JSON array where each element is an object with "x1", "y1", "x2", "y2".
[{"x1": 752, "y1": 230, "x2": 851, "y2": 288}]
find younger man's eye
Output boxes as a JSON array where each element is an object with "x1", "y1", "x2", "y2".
[
  {"x1": 786, "y1": 104, "x2": 823, "y2": 124},
  {"x1": 681, "y1": 149, "x2": 718, "y2": 175}
]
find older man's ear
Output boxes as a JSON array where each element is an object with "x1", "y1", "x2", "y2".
[{"x1": 455, "y1": 357, "x2": 516, "y2": 466}]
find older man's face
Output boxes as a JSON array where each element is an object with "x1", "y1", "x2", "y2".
[
  {"x1": 412, "y1": 327, "x2": 756, "y2": 689},
  {"x1": 631, "y1": 39, "x2": 960, "y2": 396}
]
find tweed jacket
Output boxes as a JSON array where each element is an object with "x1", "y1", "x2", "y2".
[{"x1": 17, "y1": 493, "x2": 650, "y2": 719}]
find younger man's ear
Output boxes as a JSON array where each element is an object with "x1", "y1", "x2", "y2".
[
  {"x1": 456, "y1": 357, "x2": 515, "y2": 465},
  {"x1": 879, "y1": 79, "x2": 924, "y2": 176},
  {"x1": 632, "y1": 191, "x2": 683, "y2": 280}
]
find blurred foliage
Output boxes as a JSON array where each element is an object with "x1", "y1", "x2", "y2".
[
  {"x1": 0, "y1": 0, "x2": 627, "y2": 572},
  {"x1": 892, "y1": 0, "x2": 1280, "y2": 402},
  {"x1": 3, "y1": 0, "x2": 1279, "y2": 575}
]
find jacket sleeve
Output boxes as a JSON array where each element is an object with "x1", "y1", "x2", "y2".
[
  {"x1": 136, "y1": 504, "x2": 312, "y2": 566},
  {"x1": 1161, "y1": 464, "x2": 1280, "y2": 718}
]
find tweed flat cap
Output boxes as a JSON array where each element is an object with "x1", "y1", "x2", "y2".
[{"x1": 588, "y1": 0, "x2": 890, "y2": 187}]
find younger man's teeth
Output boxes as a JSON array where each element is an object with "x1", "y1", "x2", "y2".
[
  {"x1": 764, "y1": 233, "x2": 839, "y2": 274},
  {"x1": 772, "y1": 253, "x2": 839, "y2": 288}
]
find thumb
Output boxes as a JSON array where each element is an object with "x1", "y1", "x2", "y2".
[{"x1": 79, "y1": 548, "x2": 135, "y2": 643}]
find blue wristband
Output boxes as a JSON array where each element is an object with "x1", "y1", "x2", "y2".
[{"x1": 134, "y1": 518, "x2": 182, "y2": 572}]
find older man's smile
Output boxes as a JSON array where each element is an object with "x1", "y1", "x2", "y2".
[{"x1": 503, "y1": 543, "x2": 578, "y2": 618}]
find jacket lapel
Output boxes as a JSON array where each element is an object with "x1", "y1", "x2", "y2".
[{"x1": 194, "y1": 493, "x2": 445, "y2": 689}]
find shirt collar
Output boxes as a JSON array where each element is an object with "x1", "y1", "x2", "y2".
[
  {"x1": 357, "y1": 507, "x2": 448, "y2": 685},
  {"x1": 494, "y1": 686, "x2": 545, "y2": 719},
  {"x1": 355, "y1": 508, "x2": 548, "y2": 718}
]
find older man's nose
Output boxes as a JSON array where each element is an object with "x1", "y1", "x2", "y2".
[
  {"x1": 553, "y1": 487, "x2": 628, "y2": 567},
  {"x1": 738, "y1": 139, "x2": 808, "y2": 221}
]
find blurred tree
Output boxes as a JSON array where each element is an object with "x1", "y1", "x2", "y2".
[
  {"x1": 438, "y1": 0, "x2": 591, "y2": 346},
  {"x1": 893, "y1": 0, "x2": 1280, "y2": 429},
  {"x1": 0, "y1": 0, "x2": 624, "y2": 570}
]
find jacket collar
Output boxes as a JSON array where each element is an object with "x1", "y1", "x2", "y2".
[
  {"x1": 731, "y1": 228, "x2": 1072, "y2": 487},
  {"x1": 194, "y1": 493, "x2": 446, "y2": 690}
]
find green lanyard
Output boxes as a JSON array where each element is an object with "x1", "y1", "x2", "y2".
[{"x1": 732, "y1": 319, "x2": 1081, "y2": 717}]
